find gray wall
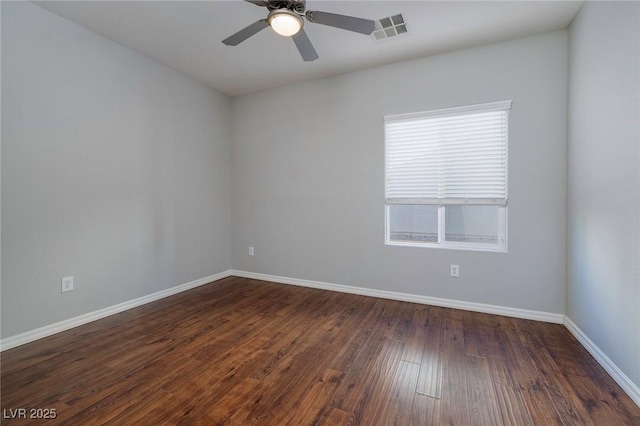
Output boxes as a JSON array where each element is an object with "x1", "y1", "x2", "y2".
[
  {"x1": 567, "y1": 1, "x2": 640, "y2": 389},
  {"x1": 232, "y1": 31, "x2": 568, "y2": 314},
  {"x1": 1, "y1": 2, "x2": 232, "y2": 338}
]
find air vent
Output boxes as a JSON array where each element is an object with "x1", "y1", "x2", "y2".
[{"x1": 372, "y1": 12, "x2": 408, "y2": 41}]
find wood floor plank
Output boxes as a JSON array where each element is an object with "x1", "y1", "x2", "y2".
[
  {"x1": 493, "y1": 383, "x2": 534, "y2": 426},
  {"x1": 354, "y1": 339, "x2": 406, "y2": 425},
  {"x1": 358, "y1": 358, "x2": 420, "y2": 426},
  {"x1": 2, "y1": 277, "x2": 639, "y2": 425},
  {"x1": 322, "y1": 300, "x2": 412, "y2": 422},
  {"x1": 544, "y1": 323, "x2": 640, "y2": 417},
  {"x1": 465, "y1": 355, "x2": 503, "y2": 426},
  {"x1": 410, "y1": 393, "x2": 441, "y2": 426},
  {"x1": 515, "y1": 319, "x2": 596, "y2": 426},
  {"x1": 315, "y1": 406, "x2": 353, "y2": 425},
  {"x1": 285, "y1": 368, "x2": 345, "y2": 425},
  {"x1": 439, "y1": 309, "x2": 472, "y2": 426},
  {"x1": 325, "y1": 299, "x2": 407, "y2": 414},
  {"x1": 563, "y1": 372, "x2": 640, "y2": 426},
  {"x1": 481, "y1": 316, "x2": 566, "y2": 426},
  {"x1": 462, "y1": 310, "x2": 486, "y2": 358},
  {"x1": 401, "y1": 305, "x2": 430, "y2": 365},
  {"x1": 416, "y1": 306, "x2": 444, "y2": 398},
  {"x1": 328, "y1": 297, "x2": 384, "y2": 374}
]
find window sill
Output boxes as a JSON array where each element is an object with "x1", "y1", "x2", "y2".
[{"x1": 385, "y1": 240, "x2": 507, "y2": 253}]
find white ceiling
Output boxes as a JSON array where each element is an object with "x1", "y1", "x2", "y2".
[{"x1": 35, "y1": 0, "x2": 583, "y2": 96}]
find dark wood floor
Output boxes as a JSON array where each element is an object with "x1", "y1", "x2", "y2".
[{"x1": 2, "y1": 277, "x2": 639, "y2": 425}]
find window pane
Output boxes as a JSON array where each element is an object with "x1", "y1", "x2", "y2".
[
  {"x1": 388, "y1": 205, "x2": 438, "y2": 243},
  {"x1": 445, "y1": 206, "x2": 499, "y2": 244}
]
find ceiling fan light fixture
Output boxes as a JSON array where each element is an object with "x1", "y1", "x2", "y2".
[{"x1": 268, "y1": 9, "x2": 303, "y2": 36}]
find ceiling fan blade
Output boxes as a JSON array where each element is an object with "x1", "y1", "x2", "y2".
[
  {"x1": 306, "y1": 10, "x2": 375, "y2": 35},
  {"x1": 222, "y1": 20, "x2": 269, "y2": 46},
  {"x1": 243, "y1": 0, "x2": 270, "y2": 7},
  {"x1": 292, "y1": 29, "x2": 319, "y2": 62}
]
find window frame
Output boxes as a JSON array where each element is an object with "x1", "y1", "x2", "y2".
[
  {"x1": 384, "y1": 101, "x2": 511, "y2": 253},
  {"x1": 384, "y1": 205, "x2": 507, "y2": 252}
]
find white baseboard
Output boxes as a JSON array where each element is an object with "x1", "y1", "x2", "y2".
[
  {"x1": 0, "y1": 270, "x2": 233, "y2": 352},
  {"x1": 229, "y1": 270, "x2": 565, "y2": 324},
  {"x1": 564, "y1": 317, "x2": 640, "y2": 407}
]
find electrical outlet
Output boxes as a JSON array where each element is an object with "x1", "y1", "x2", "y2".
[
  {"x1": 62, "y1": 276, "x2": 74, "y2": 292},
  {"x1": 450, "y1": 265, "x2": 460, "y2": 278},
  {"x1": 249, "y1": 246, "x2": 254, "y2": 256}
]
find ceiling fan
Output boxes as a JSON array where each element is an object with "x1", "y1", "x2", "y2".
[{"x1": 222, "y1": 0, "x2": 376, "y2": 62}]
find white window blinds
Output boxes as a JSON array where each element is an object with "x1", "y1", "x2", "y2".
[{"x1": 385, "y1": 100, "x2": 511, "y2": 206}]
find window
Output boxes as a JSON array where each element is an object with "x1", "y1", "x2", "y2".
[{"x1": 385, "y1": 100, "x2": 511, "y2": 252}]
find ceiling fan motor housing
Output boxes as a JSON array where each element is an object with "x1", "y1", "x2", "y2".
[{"x1": 266, "y1": 0, "x2": 306, "y2": 14}]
